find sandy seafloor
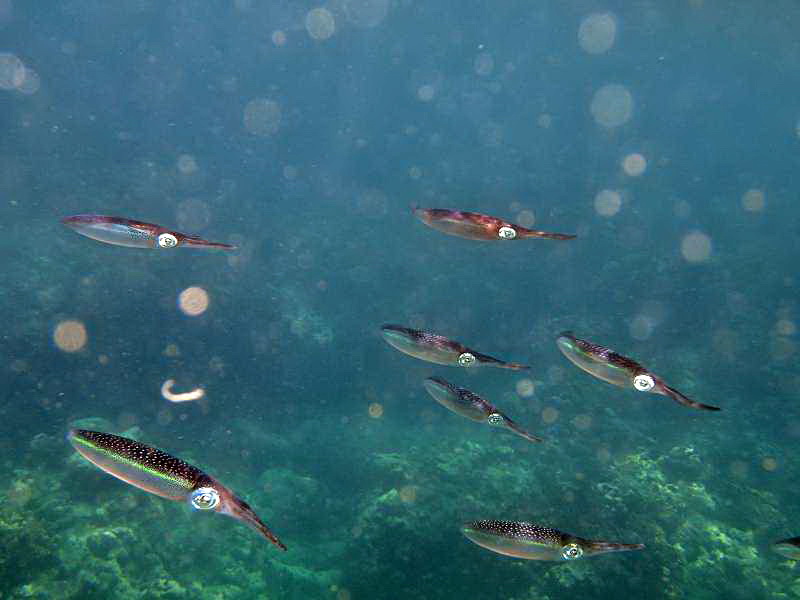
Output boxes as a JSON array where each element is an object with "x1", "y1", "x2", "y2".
[{"x1": 1, "y1": 1, "x2": 800, "y2": 599}]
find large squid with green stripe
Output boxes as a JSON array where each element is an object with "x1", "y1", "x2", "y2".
[{"x1": 68, "y1": 429, "x2": 286, "y2": 550}]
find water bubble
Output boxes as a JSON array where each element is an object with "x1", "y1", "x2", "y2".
[
  {"x1": 629, "y1": 314, "x2": 655, "y2": 340},
  {"x1": 541, "y1": 407, "x2": 559, "y2": 424},
  {"x1": 537, "y1": 113, "x2": 552, "y2": 128},
  {"x1": 399, "y1": 485, "x2": 417, "y2": 504},
  {"x1": 594, "y1": 189, "x2": 622, "y2": 216},
  {"x1": 680, "y1": 231, "x2": 712, "y2": 263},
  {"x1": 515, "y1": 379, "x2": 535, "y2": 397},
  {"x1": 176, "y1": 154, "x2": 198, "y2": 175},
  {"x1": 516, "y1": 209, "x2": 535, "y2": 227},
  {"x1": 0, "y1": 53, "x2": 25, "y2": 90},
  {"x1": 578, "y1": 12, "x2": 617, "y2": 54},
  {"x1": 271, "y1": 30, "x2": 287, "y2": 46},
  {"x1": 178, "y1": 287, "x2": 209, "y2": 316},
  {"x1": 408, "y1": 166, "x2": 422, "y2": 179},
  {"x1": 15, "y1": 67, "x2": 40, "y2": 95},
  {"x1": 175, "y1": 198, "x2": 211, "y2": 231},
  {"x1": 343, "y1": 0, "x2": 390, "y2": 28},
  {"x1": 590, "y1": 84, "x2": 633, "y2": 128},
  {"x1": 776, "y1": 319, "x2": 797, "y2": 336},
  {"x1": 741, "y1": 188, "x2": 765, "y2": 212},
  {"x1": 53, "y1": 320, "x2": 87, "y2": 352},
  {"x1": 305, "y1": 8, "x2": 336, "y2": 40},
  {"x1": 474, "y1": 52, "x2": 494, "y2": 76},
  {"x1": 368, "y1": 402, "x2": 384, "y2": 418},
  {"x1": 596, "y1": 447, "x2": 611, "y2": 462},
  {"x1": 417, "y1": 84, "x2": 436, "y2": 102},
  {"x1": 572, "y1": 414, "x2": 592, "y2": 430},
  {"x1": 762, "y1": 457, "x2": 778, "y2": 472},
  {"x1": 674, "y1": 199, "x2": 692, "y2": 218},
  {"x1": 243, "y1": 98, "x2": 281, "y2": 136},
  {"x1": 622, "y1": 153, "x2": 647, "y2": 176}
]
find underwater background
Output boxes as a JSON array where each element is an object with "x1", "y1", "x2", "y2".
[{"x1": 1, "y1": 0, "x2": 799, "y2": 598}]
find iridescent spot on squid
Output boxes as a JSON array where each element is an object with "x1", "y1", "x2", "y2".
[
  {"x1": 412, "y1": 207, "x2": 575, "y2": 242},
  {"x1": 556, "y1": 331, "x2": 720, "y2": 411}
]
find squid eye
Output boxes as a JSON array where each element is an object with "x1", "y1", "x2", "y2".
[
  {"x1": 497, "y1": 226, "x2": 517, "y2": 239},
  {"x1": 190, "y1": 487, "x2": 220, "y2": 510},
  {"x1": 561, "y1": 543, "x2": 583, "y2": 560},
  {"x1": 157, "y1": 233, "x2": 178, "y2": 248},
  {"x1": 633, "y1": 374, "x2": 655, "y2": 392},
  {"x1": 487, "y1": 413, "x2": 503, "y2": 426},
  {"x1": 457, "y1": 352, "x2": 476, "y2": 366}
]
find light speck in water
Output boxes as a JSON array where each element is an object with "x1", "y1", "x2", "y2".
[
  {"x1": 594, "y1": 189, "x2": 622, "y2": 216},
  {"x1": 622, "y1": 153, "x2": 647, "y2": 176},
  {"x1": 305, "y1": 8, "x2": 336, "y2": 41},
  {"x1": 578, "y1": 12, "x2": 617, "y2": 54},
  {"x1": 680, "y1": 231, "x2": 712, "y2": 263},
  {"x1": 741, "y1": 188, "x2": 765, "y2": 212},
  {"x1": 591, "y1": 84, "x2": 633, "y2": 128}
]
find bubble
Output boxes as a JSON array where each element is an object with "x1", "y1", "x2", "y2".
[
  {"x1": 572, "y1": 414, "x2": 592, "y2": 430},
  {"x1": 271, "y1": 30, "x2": 287, "y2": 46},
  {"x1": 98, "y1": 354, "x2": 109, "y2": 365},
  {"x1": 622, "y1": 153, "x2": 647, "y2": 176},
  {"x1": 578, "y1": 12, "x2": 617, "y2": 54},
  {"x1": 343, "y1": 0, "x2": 390, "y2": 28},
  {"x1": 368, "y1": 402, "x2": 384, "y2": 418},
  {"x1": 54, "y1": 320, "x2": 87, "y2": 352},
  {"x1": 243, "y1": 98, "x2": 281, "y2": 136},
  {"x1": 742, "y1": 188, "x2": 765, "y2": 212},
  {"x1": 175, "y1": 198, "x2": 211, "y2": 232},
  {"x1": 408, "y1": 166, "x2": 422, "y2": 179},
  {"x1": 537, "y1": 113, "x2": 552, "y2": 128},
  {"x1": 163, "y1": 344, "x2": 180, "y2": 357},
  {"x1": 680, "y1": 231, "x2": 712, "y2": 263},
  {"x1": 541, "y1": 407, "x2": 559, "y2": 424},
  {"x1": 417, "y1": 84, "x2": 436, "y2": 102},
  {"x1": 629, "y1": 315, "x2": 655, "y2": 341},
  {"x1": 516, "y1": 209, "x2": 535, "y2": 227},
  {"x1": 15, "y1": 67, "x2": 40, "y2": 95},
  {"x1": 283, "y1": 165, "x2": 298, "y2": 180},
  {"x1": 590, "y1": 84, "x2": 633, "y2": 128},
  {"x1": 594, "y1": 189, "x2": 622, "y2": 216},
  {"x1": 776, "y1": 319, "x2": 797, "y2": 336},
  {"x1": 515, "y1": 379, "x2": 535, "y2": 397},
  {"x1": 178, "y1": 286, "x2": 209, "y2": 316},
  {"x1": 474, "y1": 52, "x2": 494, "y2": 76},
  {"x1": 762, "y1": 457, "x2": 778, "y2": 472},
  {"x1": 177, "y1": 154, "x2": 197, "y2": 175},
  {"x1": 305, "y1": 8, "x2": 336, "y2": 40},
  {"x1": 399, "y1": 485, "x2": 417, "y2": 504},
  {"x1": 0, "y1": 53, "x2": 25, "y2": 90}
]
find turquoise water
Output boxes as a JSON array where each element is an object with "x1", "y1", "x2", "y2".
[{"x1": 1, "y1": 1, "x2": 799, "y2": 598}]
